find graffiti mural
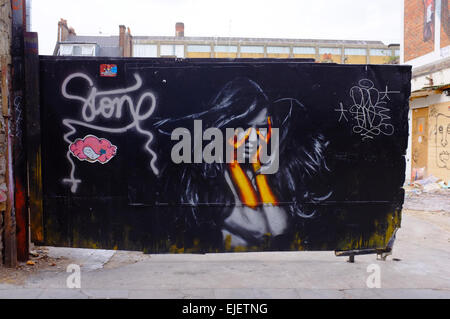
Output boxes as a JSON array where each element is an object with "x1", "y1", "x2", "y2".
[
  {"x1": 442, "y1": 0, "x2": 450, "y2": 38},
  {"x1": 38, "y1": 58, "x2": 411, "y2": 254},
  {"x1": 435, "y1": 113, "x2": 450, "y2": 169},
  {"x1": 69, "y1": 135, "x2": 117, "y2": 164},
  {"x1": 336, "y1": 79, "x2": 398, "y2": 140},
  {"x1": 60, "y1": 72, "x2": 159, "y2": 193},
  {"x1": 423, "y1": 0, "x2": 435, "y2": 42},
  {"x1": 154, "y1": 79, "x2": 331, "y2": 248}
]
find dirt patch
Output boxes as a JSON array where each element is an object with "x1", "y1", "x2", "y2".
[
  {"x1": 0, "y1": 247, "x2": 71, "y2": 285},
  {"x1": 403, "y1": 189, "x2": 450, "y2": 213},
  {"x1": 103, "y1": 251, "x2": 150, "y2": 270}
]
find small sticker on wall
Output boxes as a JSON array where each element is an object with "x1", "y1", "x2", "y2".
[
  {"x1": 69, "y1": 135, "x2": 117, "y2": 164},
  {"x1": 100, "y1": 64, "x2": 118, "y2": 77}
]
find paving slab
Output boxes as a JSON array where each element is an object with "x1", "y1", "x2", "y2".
[
  {"x1": 0, "y1": 288, "x2": 44, "y2": 299},
  {"x1": 81, "y1": 289, "x2": 130, "y2": 299},
  {"x1": 0, "y1": 210, "x2": 449, "y2": 299},
  {"x1": 37, "y1": 288, "x2": 89, "y2": 299}
]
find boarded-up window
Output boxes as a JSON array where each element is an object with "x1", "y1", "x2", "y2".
[
  {"x1": 293, "y1": 47, "x2": 315, "y2": 54},
  {"x1": 344, "y1": 48, "x2": 366, "y2": 55},
  {"x1": 319, "y1": 47, "x2": 341, "y2": 55},
  {"x1": 370, "y1": 49, "x2": 391, "y2": 56},
  {"x1": 187, "y1": 45, "x2": 211, "y2": 53},
  {"x1": 214, "y1": 45, "x2": 238, "y2": 53},
  {"x1": 159, "y1": 45, "x2": 185, "y2": 58},
  {"x1": 240, "y1": 46, "x2": 264, "y2": 54},
  {"x1": 133, "y1": 44, "x2": 158, "y2": 57},
  {"x1": 267, "y1": 46, "x2": 290, "y2": 54}
]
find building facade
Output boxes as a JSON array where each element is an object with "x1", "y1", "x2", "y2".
[
  {"x1": 402, "y1": 0, "x2": 450, "y2": 184},
  {"x1": 133, "y1": 23, "x2": 399, "y2": 64},
  {"x1": 54, "y1": 21, "x2": 400, "y2": 65},
  {"x1": 54, "y1": 19, "x2": 133, "y2": 57}
]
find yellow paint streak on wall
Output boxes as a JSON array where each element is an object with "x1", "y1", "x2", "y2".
[
  {"x1": 234, "y1": 246, "x2": 248, "y2": 252},
  {"x1": 322, "y1": 55, "x2": 342, "y2": 63},
  {"x1": 290, "y1": 233, "x2": 304, "y2": 251},
  {"x1": 369, "y1": 56, "x2": 390, "y2": 64},
  {"x1": 185, "y1": 239, "x2": 202, "y2": 254},
  {"x1": 239, "y1": 53, "x2": 264, "y2": 58},
  {"x1": 345, "y1": 55, "x2": 367, "y2": 64},
  {"x1": 186, "y1": 52, "x2": 211, "y2": 58},
  {"x1": 213, "y1": 52, "x2": 237, "y2": 58},
  {"x1": 224, "y1": 234, "x2": 232, "y2": 252},
  {"x1": 169, "y1": 245, "x2": 185, "y2": 254},
  {"x1": 337, "y1": 210, "x2": 401, "y2": 251},
  {"x1": 266, "y1": 53, "x2": 290, "y2": 59},
  {"x1": 293, "y1": 54, "x2": 316, "y2": 60}
]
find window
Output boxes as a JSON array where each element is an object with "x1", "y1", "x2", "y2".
[
  {"x1": 394, "y1": 50, "x2": 400, "y2": 56},
  {"x1": 319, "y1": 47, "x2": 341, "y2": 55},
  {"x1": 267, "y1": 46, "x2": 290, "y2": 54},
  {"x1": 214, "y1": 45, "x2": 238, "y2": 53},
  {"x1": 160, "y1": 44, "x2": 175, "y2": 56},
  {"x1": 240, "y1": 46, "x2": 264, "y2": 54},
  {"x1": 58, "y1": 44, "x2": 95, "y2": 56},
  {"x1": 81, "y1": 46, "x2": 95, "y2": 56},
  {"x1": 133, "y1": 44, "x2": 158, "y2": 57},
  {"x1": 187, "y1": 45, "x2": 211, "y2": 53},
  {"x1": 159, "y1": 44, "x2": 185, "y2": 57},
  {"x1": 344, "y1": 48, "x2": 367, "y2": 56},
  {"x1": 72, "y1": 46, "x2": 82, "y2": 56},
  {"x1": 59, "y1": 45, "x2": 73, "y2": 56},
  {"x1": 293, "y1": 47, "x2": 315, "y2": 55},
  {"x1": 370, "y1": 49, "x2": 391, "y2": 56},
  {"x1": 174, "y1": 45, "x2": 185, "y2": 58}
]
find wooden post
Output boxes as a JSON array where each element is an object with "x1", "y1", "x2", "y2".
[
  {"x1": 24, "y1": 32, "x2": 43, "y2": 244},
  {"x1": 2, "y1": 54, "x2": 17, "y2": 268},
  {"x1": 11, "y1": 0, "x2": 29, "y2": 262}
]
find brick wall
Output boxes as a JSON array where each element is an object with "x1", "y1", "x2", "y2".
[
  {"x1": 0, "y1": 0, "x2": 12, "y2": 263},
  {"x1": 404, "y1": 0, "x2": 435, "y2": 62},
  {"x1": 119, "y1": 25, "x2": 133, "y2": 57}
]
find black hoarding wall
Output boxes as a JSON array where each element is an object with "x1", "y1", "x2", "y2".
[{"x1": 38, "y1": 57, "x2": 411, "y2": 254}]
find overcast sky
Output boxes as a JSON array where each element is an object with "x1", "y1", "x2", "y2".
[{"x1": 31, "y1": 0, "x2": 403, "y2": 55}]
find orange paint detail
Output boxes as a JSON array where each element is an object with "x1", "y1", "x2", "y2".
[
  {"x1": 227, "y1": 117, "x2": 278, "y2": 208},
  {"x1": 254, "y1": 164, "x2": 278, "y2": 205},
  {"x1": 229, "y1": 161, "x2": 259, "y2": 208}
]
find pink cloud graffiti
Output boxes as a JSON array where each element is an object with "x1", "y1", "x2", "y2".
[{"x1": 69, "y1": 135, "x2": 117, "y2": 164}]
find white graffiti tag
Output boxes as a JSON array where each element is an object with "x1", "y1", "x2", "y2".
[
  {"x1": 61, "y1": 73, "x2": 159, "y2": 193},
  {"x1": 336, "y1": 79, "x2": 399, "y2": 140}
]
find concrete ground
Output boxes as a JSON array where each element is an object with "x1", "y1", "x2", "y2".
[{"x1": 1, "y1": 192, "x2": 449, "y2": 299}]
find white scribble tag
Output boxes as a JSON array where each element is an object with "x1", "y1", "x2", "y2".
[{"x1": 336, "y1": 79, "x2": 399, "y2": 140}]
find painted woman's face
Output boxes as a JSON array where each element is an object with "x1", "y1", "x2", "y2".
[{"x1": 236, "y1": 108, "x2": 270, "y2": 161}]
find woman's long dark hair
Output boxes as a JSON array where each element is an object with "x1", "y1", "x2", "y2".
[{"x1": 155, "y1": 77, "x2": 331, "y2": 229}]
